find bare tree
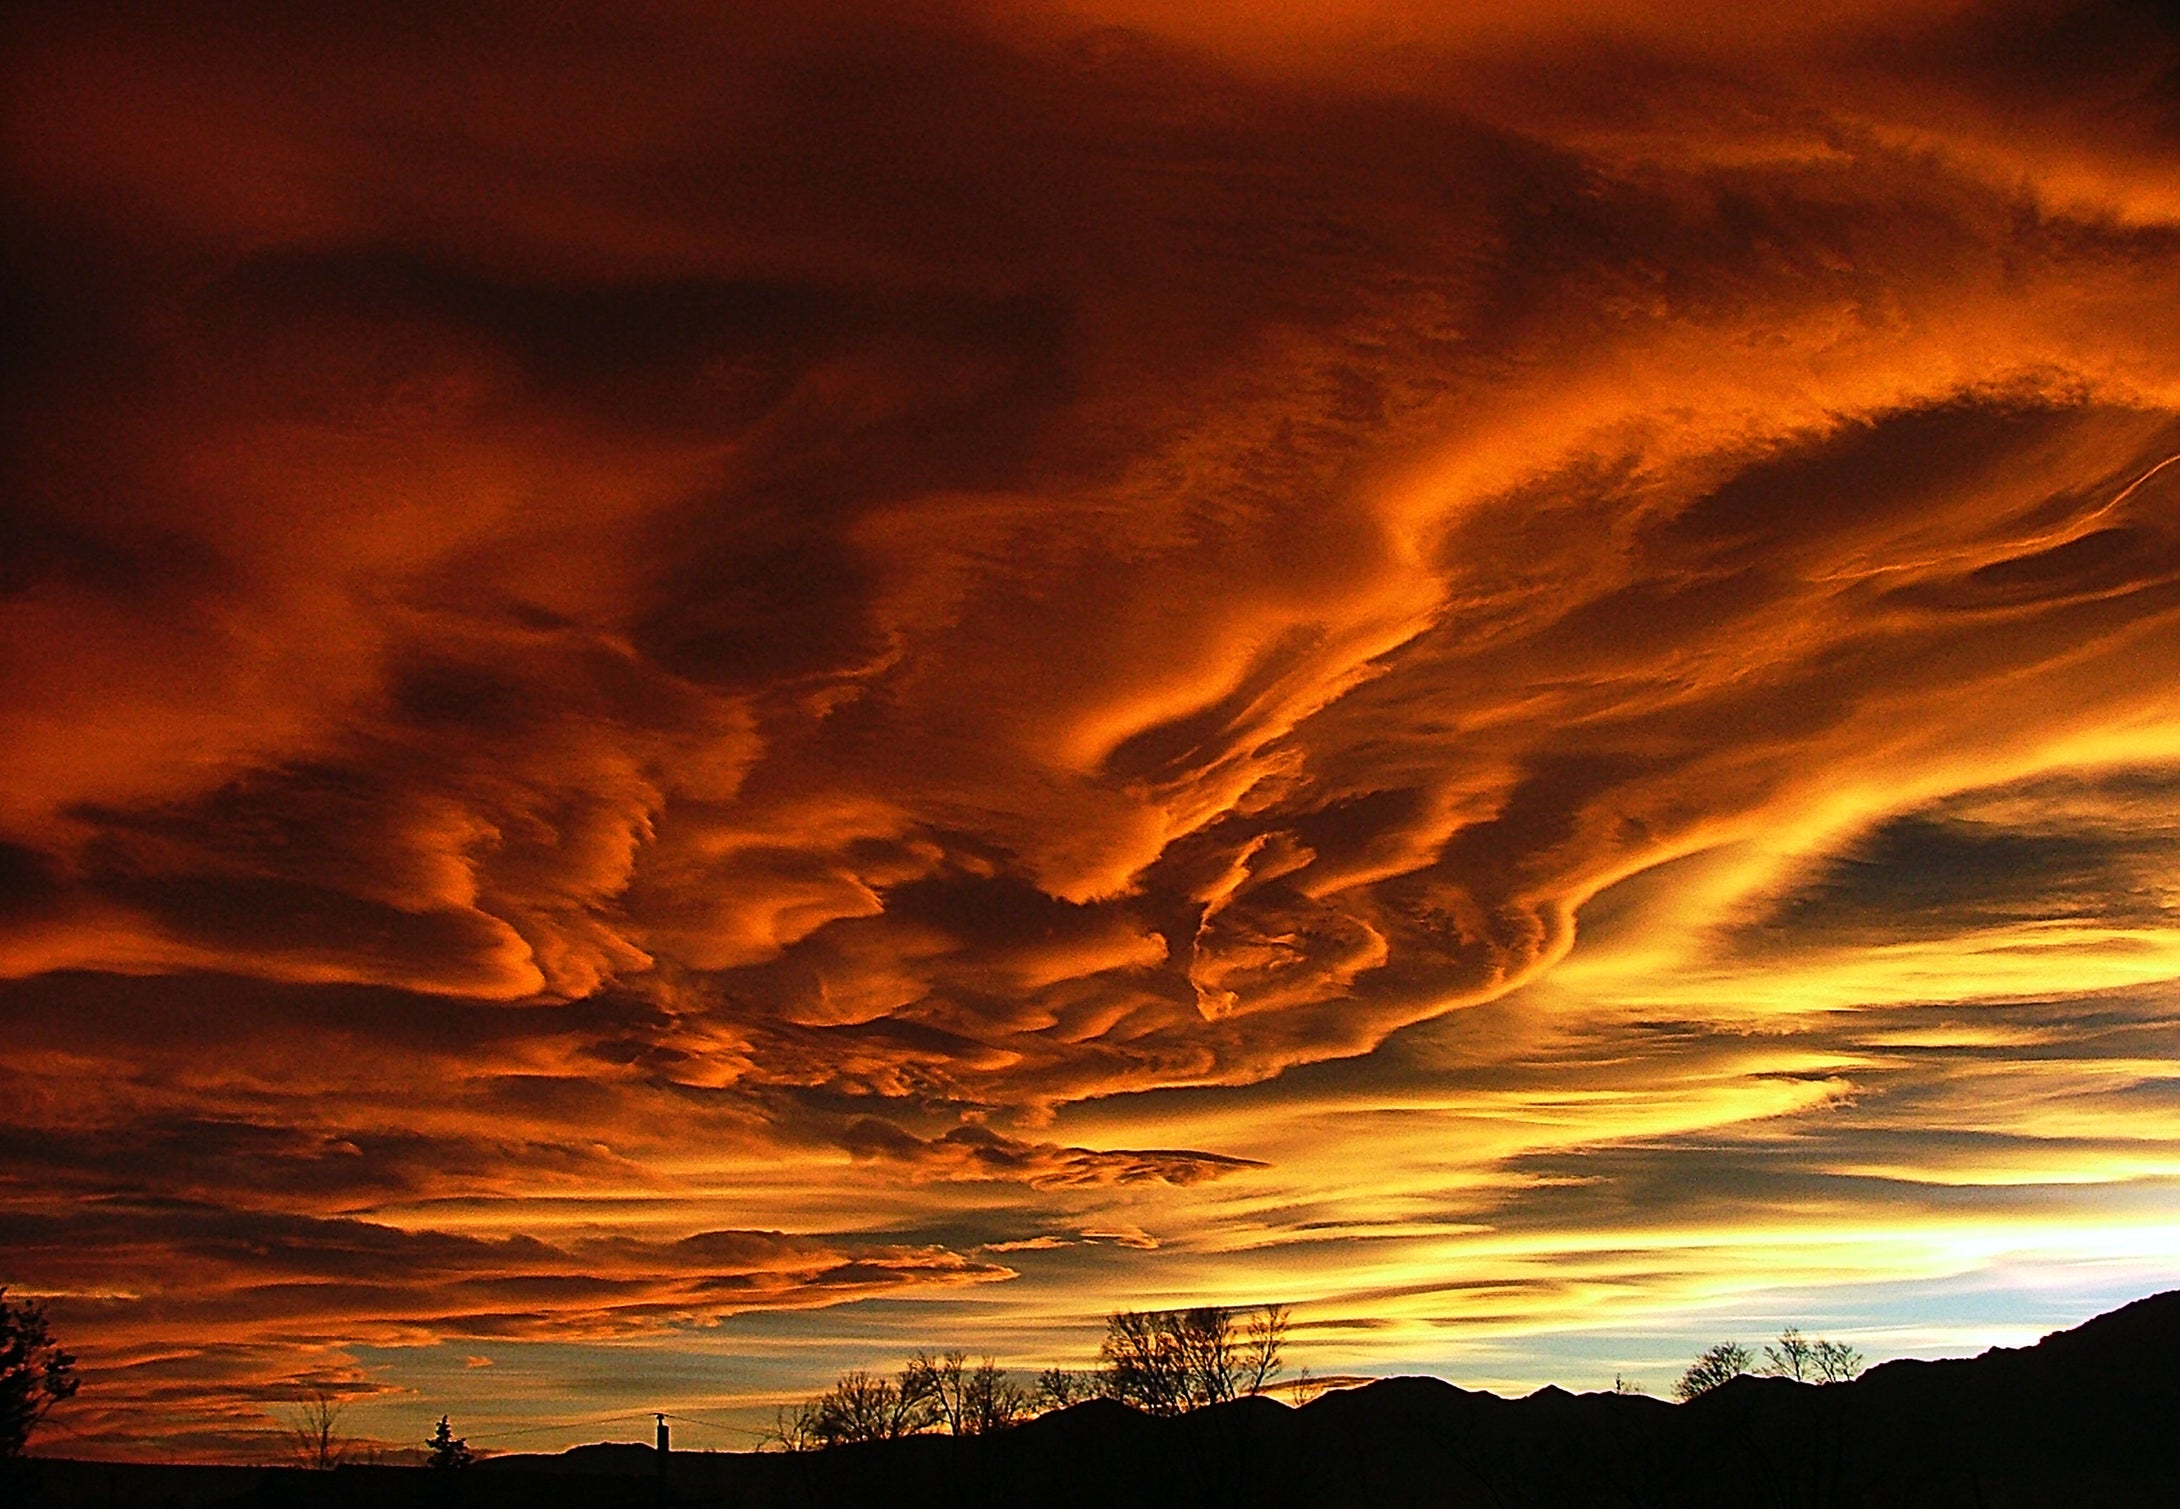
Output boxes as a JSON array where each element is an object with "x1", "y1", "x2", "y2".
[
  {"x1": 1673, "y1": 1342, "x2": 1754, "y2": 1402},
  {"x1": 804, "y1": 1366, "x2": 940, "y2": 1446},
  {"x1": 1100, "y1": 1304, "x2": 1288, "y2": 1414},
  {"x1": 1101, "y1": 1310, "x2": 1195, "y2": 1415},
  {"x1": 1810, "y1": 1339, "x2": 1864, "y2": 1382},
  {"x1": 906, "y1": 1352, "x2": 1026, "y2": 1436},
  {"x1": 1762, "y1": 1328, "x2": 1864, "y2": 1383},
  {"x1": 1763, "y1": 1328, "x2": 1816, "y2": 1381},
  {"x1": 967, "y1": 1358, "x2": 1027, "y2": 1433},
  {"x1": 285, "y1": 1387, "x2": 348, "y2": 1469},
  {"x1": 1178, "y1": 1307, "x2": 1238, "y2": 1405},
  {"x1": 1287, "y1": 1367, "x2": 1327, "y2": 1406},
  {"x1": 1240, "y1": 1305, "x2": 1288, "y2": 1395},
  {"x1": 1033, "y1": 1368, "x2": 1102, "y2": 1412},
  {"x1": 906, "y1": 1353, "x2": 961, "y2": 1435},
  {"x1": 764, "y1": 1401, "x2": 825, "y2": 1452},
  {"x1": 784, "y1": 1351, "x2": 1032, "y2": 1449}
]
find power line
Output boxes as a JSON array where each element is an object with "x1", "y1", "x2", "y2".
[
  {"x1": 657, "y1": 1412, "x2": 766, "y2": 1438},
  {"x1": 463, "y1": 1408, "x2": 768, "y2": 1445},
  {"x1": 465, "y1": 1410, "x2": 662, "y2": 1442}
]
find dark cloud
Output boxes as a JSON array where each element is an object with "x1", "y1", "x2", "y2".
[
  {"x1": 1748, "y1": 778, "x2": 2180, "y2": 948},
  {"x1": 839, "y1": 1116, "x2": 1264, "y2": 1187},
  {"x1": 16, "y1": 1200, "x2": 1012, "y2": 1351},
  {"x1": 11, "y1": 1197, "x2": 1012, "y2": 1457}
]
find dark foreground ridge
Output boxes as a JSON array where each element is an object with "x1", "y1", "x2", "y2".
[{"x1": 21, "y1": 1289, "x2": 2180, "y2": 1508}]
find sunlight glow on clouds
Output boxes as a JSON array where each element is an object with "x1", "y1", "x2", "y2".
[{"x1": 3, "y1": 0, "x2": 2179, "y2": 1462}]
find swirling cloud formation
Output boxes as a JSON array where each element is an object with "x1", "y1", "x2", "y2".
[{"x1": 4, "y1": 0, "x2": 2179, "y2": 1459}]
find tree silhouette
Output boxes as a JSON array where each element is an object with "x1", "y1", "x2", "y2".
[
  {"x1": 771, "y1": 1306, "x2": 1292, "y2": 1448},
  {"x1": 765, "y1": 1401, "x2": 825, "y2": 1453},
  {"x1": 1, "y1": 1288, "x2": 79, "y2": 1458},
  {"x1": 1241, "y1": 1305, "x2": 1289, "y2": 1395},
  {"x1": 1674, "y1": 1341, "x2": 1755, "y2": 1401},
  {"x1": 285, "y1": 1387, "x2": 348, "y2": 1469},
  {"x1": 1761, "y1": 1327, "x2": 1864, "y2": 1383},
  {"x1": 806, "y1": 1367, "x2": 939, "y2": 1445},
  {"x1": 1099, "y1": 1304, "x2": 1288, "y2": 1414},
  {"x1": 906, "y1": 1351, "x2": 1025, "y2": 1435},
  {"x1": 1032, "y1": 1367, "x2": 1101, "y2": 1412},
  {"x1": 1101, "y1": 1310, "x2": 1199, "y2": 1414},
  {"x1": 427, "y1": 1414, "x2": 473, "y2": 1470}
]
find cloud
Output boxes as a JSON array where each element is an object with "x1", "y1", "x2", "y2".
[
  {"x1": 8, "y1": 3, "x2": 2180, "y2": 1089},
  {"x1": 13, "y1": 1199, "x2": 1008, "y2": 1458},
  {"x1": 4, "y1": 0, "x2": 2180, "y2": 1456},
  {"x1": 838, "y1": 1116, "x2": 1265, "y2": 1187}
]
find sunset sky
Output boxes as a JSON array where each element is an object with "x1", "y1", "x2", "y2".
[{"x1": 5, "y1": 0, "x2": 2180, "y2": 1463}]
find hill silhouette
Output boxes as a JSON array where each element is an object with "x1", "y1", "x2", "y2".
[{"x1": 19, "y1": 1289, "x2": 2180, "y2": 1507}]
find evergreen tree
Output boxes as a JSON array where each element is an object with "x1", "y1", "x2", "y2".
[{"x1": 428, "y1": 1415, "x2": 473, "y2": 1471}]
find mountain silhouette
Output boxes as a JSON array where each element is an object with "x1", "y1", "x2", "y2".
[{"x1": 21, "y1": 1289, "x2": 2180, "y2": 1507}]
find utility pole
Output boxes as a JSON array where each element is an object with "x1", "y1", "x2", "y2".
[{"x1": 655, "y1": 1412, "x2": 669, "y2": 1501}]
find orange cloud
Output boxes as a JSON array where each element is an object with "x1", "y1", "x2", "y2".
[{"x1": 4, "y1": 0, "x2": 2180, "y2": 1459}]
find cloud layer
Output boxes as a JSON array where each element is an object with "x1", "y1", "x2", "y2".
[{"x1": 4, "y1": 0, "x2": 2179, "y2": 1460}]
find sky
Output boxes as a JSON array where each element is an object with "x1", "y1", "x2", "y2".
[{"x1": 4, "y1": 0, "x2": 2179, "y2": 1464}]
